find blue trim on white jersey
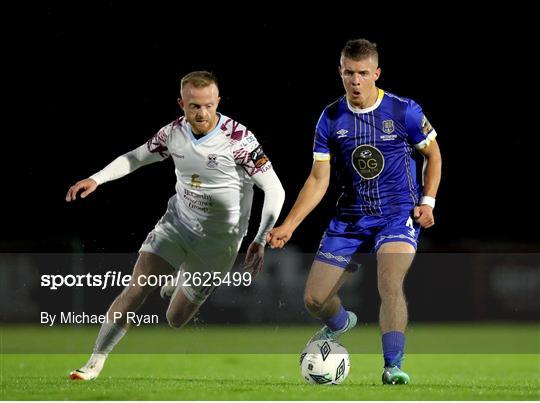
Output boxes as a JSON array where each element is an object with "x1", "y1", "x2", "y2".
[{"x1": 188, "y1": 113, "x2": 225, "y2": 145}]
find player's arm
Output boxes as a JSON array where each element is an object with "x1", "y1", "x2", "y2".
[
  {"x1": 231, "y1": 124, "x2": 286, "y2": 275},
  {"x1": 405, "y1": 100, "x2": 442, "y2": 228},
  {"x1": 244, "y1": 168, "x2": 286, "y2": 276},
  {"x1": 66, "y1": 139, "x2": 168, "y2": 202},
  {"x1": 251, "y1": 169, "x2": 286, "y2": 246},
  {"x1": 414, "y1": 139, "x2": 442, "y2": 228},
  {"x1": 268, "y1": 160, "x2": 331, "y2": 248}
]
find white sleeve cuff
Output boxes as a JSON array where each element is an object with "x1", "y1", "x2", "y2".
[
  {"x1": 414, "y1": 130, "x2": 438, "y2": 150},
  {"x1": 313, "y1": 152, "x2": 331, "y2": 161}
]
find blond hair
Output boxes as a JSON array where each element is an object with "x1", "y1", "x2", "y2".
[{"x1": 180, "y1": 71, "x2": 218, "y2": 93}]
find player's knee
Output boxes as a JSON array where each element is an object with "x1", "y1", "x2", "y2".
[
  {"x1": 121, "y1": 284, "x2": 150, "y2": 304},
  {"x1": 304, "y1": 293, "x2": 325, "y2": 314},
  {"x1": 377, "y1": 277, "x2": 404, "y2": 299},
  {"x1": 167, "y1": 319, "x2": 184, "y2": 329},
  {"x1": 166, "y1": 313, "x2": 185, "y2": 329},
  {"x1": 166, "y1": 310, "x2": 188, "y2": 329}
]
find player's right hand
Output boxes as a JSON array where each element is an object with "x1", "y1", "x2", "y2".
[
  {"x1": 267, "y1": 225, "x2": 293, "y2": 249},
  {"x1": 66, "y1": 178, "x2": 98, "y2": 202},
  {"x1": 413, "y1": 205, "x2": 435, "y2": 228}
]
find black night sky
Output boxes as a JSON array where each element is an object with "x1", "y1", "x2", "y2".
[{"x1": 4, "y1": 4, "x2": 536, "y2": 253}]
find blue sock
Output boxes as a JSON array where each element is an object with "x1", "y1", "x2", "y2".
[
  {"x1": 324, "y1": 305, "x2": 348, "y2": 331},
  {"x1": 382, "y1": 331, "x2": 405, "y2": 368}
]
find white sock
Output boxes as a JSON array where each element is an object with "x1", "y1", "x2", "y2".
[
  {"x1": 93, "y1": 321, "x2": 127, "y2": 355},
  {"x1": 85, "y1": 353, "x2": 107, "y2": 370}
]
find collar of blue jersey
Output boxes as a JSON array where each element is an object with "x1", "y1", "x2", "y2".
[
  {"x1": 188, "y1": 113, "x2": 225, "y2": 145},
  {"x1": 346, "y1": 89, "x2": 385, "y2": 114}
]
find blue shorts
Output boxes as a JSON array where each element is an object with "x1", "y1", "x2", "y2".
[{"x1": 315, "y1": 211, "x2": 420, "y2": 269}]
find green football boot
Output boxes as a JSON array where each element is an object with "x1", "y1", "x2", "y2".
[
  {"x1": 307, "y1": 311, "x2": 357, "y2": 344},
  {"x1": 382, "y1": 365, "x2": 410, "y2": 385}
]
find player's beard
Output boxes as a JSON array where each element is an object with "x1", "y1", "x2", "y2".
[{"x1": 191, "y1": 115, "x2": 217, "y2": 135}]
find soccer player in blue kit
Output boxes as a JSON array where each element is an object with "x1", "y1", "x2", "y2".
[{"x1": 268, "y1": 39, "x2": 442, "y2": 384}]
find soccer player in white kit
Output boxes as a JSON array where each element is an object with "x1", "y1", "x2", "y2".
[{"x1": 65, "y1": 71, "x2": 285, "y2": 380}]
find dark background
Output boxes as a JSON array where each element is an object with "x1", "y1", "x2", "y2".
[
  {"x1": 1, "y1": 4, "x2": 539, "y2": 324},
  {"x1": 4, "y1": 4, "x2": 537, "y2": 254}
]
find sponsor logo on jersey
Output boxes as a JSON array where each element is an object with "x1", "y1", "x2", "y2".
[
  {"x1": 359, "y1": 150, "x2": 372, "y2": 158},
  {"x1": 251, "y1": 146, "x2": 269, "y2": 168},
  {"x1": 241, "y1": 135, "x2": 256, "y2": 148},
  {"x1": 382, "y1": 120, "x2": 395, "y2": 134},
  {"x1": 172, "y1": 152, "x2": 184, "y2": 159},
  {"x1": 190, "y1": 174, "x2": 202, "y2": 188},
  {"x1": 206, "y1": 154, "x2": 218, "y2": 168},
  {"x1": 380, "y1": 134, "x2": 397, "y2": 141},
  {"x1": 351, "y1": 144, "x2": 385, "y2": 180},
  {"x1": 336, "y1": 129, "x2": 348, "y2": 138}
]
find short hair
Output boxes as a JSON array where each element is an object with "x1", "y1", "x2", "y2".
[
  {"x1": 180, "y1": 71, "x2": 218, "y2": 93},
  {"x1": 341, "y1": 39, "x2": 379, "y2": 65}
]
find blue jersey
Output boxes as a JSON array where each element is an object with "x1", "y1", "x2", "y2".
[{"x1": 314, "y1": 89, "x2": 437, "y2": 217}]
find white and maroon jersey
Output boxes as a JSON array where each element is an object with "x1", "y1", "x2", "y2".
[{"x1": 146, "y1": 114, "x2": 272, "y2": 236}]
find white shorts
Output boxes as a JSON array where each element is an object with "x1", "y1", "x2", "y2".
[{"x1": 139, "y1": 203, "x2": 243, "y2": 305}]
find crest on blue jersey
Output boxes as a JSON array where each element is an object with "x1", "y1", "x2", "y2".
[{"x1": 382, "y1": 120, "x2": 395, "y2": 134}]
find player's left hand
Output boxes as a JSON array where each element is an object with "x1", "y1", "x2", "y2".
[
  {"x1": 414, "y1": 205, "x2": 435, "y2": 228},
  {"x1": 244, "y1": 241, "x2": 265, "y2": 277}
]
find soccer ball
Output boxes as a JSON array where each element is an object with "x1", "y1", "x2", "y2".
[{"x1": 300, "y1": 340, "x2": 350, "y2": 385}]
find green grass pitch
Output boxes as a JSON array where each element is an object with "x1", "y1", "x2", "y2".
[{"x1": 1, "y1": 324, "x2": 539, "y2": 400}]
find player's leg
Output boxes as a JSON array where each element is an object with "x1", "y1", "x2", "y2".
[
  {"x1": 304, "y1": 221, "x2": 364, "y2": 342},
  {"x1": 304, "y1": 260, "x2": 357, "y2": 342},
  {"x1": 70, "y1": 251, "x2": 176, "y2": 380},
  {"x1": 165, "y1": 234, "x2": 243, "y2": 329},
  {"x1": 165, "y1": 269, "x2": 202, "y2": 328},
  {"x1": 107, "y1": 252, "x2": 176, "y2": 325},
  {"x1": 376, "y1": 240, "x2": 415, "y2": 384},
  {"x1": 304, "y1": 260, "x2": 349, "y2": 318},
  {"x1": 377, "y1": 241, "x2": 414, "y2": 333}
]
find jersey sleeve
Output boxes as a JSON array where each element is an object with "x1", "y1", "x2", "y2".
[
  {"x1": 146, "y1": 123, "x2": 172, "y2": 159},
  {"x1": 250, "y1": 168, "x2": 285, "y2": 245},
  {"x1": 405, "y1": 100, "x2": 438, "y2": 149},
  {"x1": 313, "y1": 110, "x2": 331, "y2": 161},
  {"x1": 89, "y1": 122, "x2": 173, "y2": 185},
  {"x1": 232, "y1": 124, "x2": 272, "y2": 176}
]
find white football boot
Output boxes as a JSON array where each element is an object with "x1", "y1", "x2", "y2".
[{"x1": 69, "y1": 353, "x2": 106, "y2": 381}]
